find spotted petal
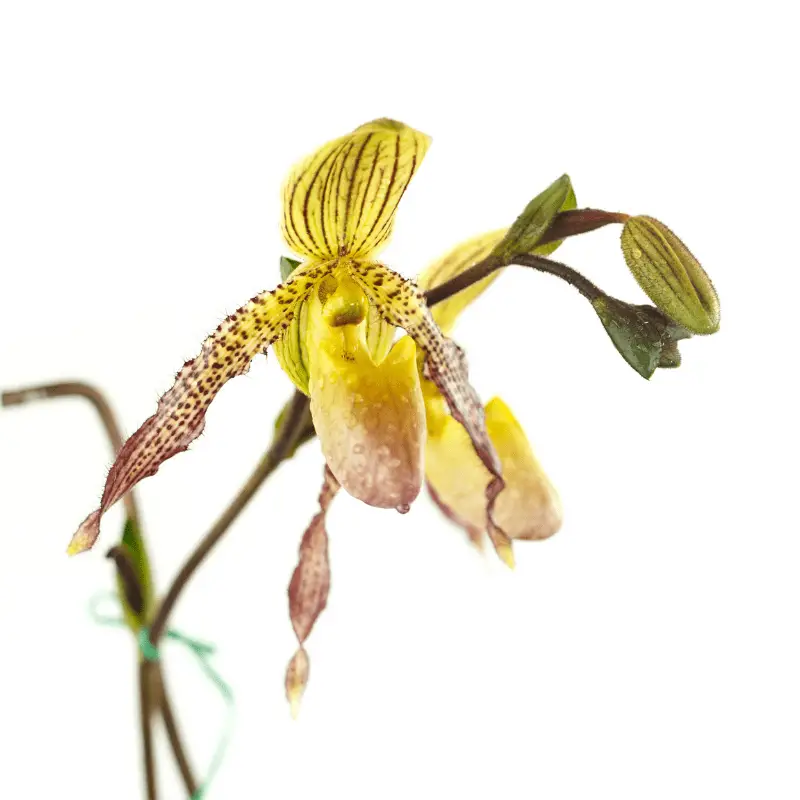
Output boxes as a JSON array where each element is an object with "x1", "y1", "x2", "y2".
[
  {"x1": 426, "y1": 396, "x2": 562, "y2": 544},
  {"x1": 281, "y1": 119, "x2": 430, "y2": 261},
  {"x1": 67, "y1": 263, "x2": 328, "y2": 555},
  {"x1": 348, "y1": 261, "x2": 514, "y2": 567}
]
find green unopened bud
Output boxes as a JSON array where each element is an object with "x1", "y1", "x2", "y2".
[
  {"x1": 280, "y1": 256, "x2": 302, "y2": 282},
  {"x1": 620, "y1": 216, "x2": 719, "y2": 335},
  {"x1": 492, "y1": 174, "x2": 576, "y2": 262},
  {"x1": 592, "y1": 295, "x2": 691, "y2": 379}
]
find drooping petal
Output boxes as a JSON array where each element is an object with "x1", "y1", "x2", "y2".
[
  {"x1": 417, "y1": 229, "x2": 505, "y2": 335},
  {"x1": 425, "y1": 395, "x2": 562, "y2": 544},
  {"x1": 348, "y1": 261, "x2": 514, "y2": 567},
  {"x1": 285, "y1": 467, "x2": 339, "y2": 717},
  {"x1": 281, "y1": 119, "x2": 430, "y2": 261},
  {"x1": 67, "y1": 263, "x2": 328, "y2": 555},
  {"x1": 305, "y1": 274, "x2": 426, "y2": 509}
]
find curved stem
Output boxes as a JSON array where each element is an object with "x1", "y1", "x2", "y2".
[
  {"x1": 1, "y1": 381, "x2": 139, "y2": 525},
  {"x1": 2, "y1": 380, "x2": 201, "y2": 796},
  {"x1": 149, "y1": 390, "x2": 311, "y2": 646},
  {"x1": 512, "y1": 253, "x2": 603, "y2": 301},
  {"x1": 425, "y1": 251, "x2": 603, "y2": 308}
]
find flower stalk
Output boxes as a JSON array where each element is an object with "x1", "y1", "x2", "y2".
[
  {"x1": 2, "y1": 119, "x2": 723, "y2": 797},
  {"x1": 0, "y1": 382, "x2": 198, "y2": 798}
]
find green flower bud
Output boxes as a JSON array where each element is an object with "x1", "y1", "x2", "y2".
[
  {"x1": 492, "y1": 174, "x2": 576, "y2": 263},
  {"x1": 592, "y1": 295, "x2": 691, "y2": 379},
  {"x1": 620, "y1": 216, "x2": 719, "y2": 335}
]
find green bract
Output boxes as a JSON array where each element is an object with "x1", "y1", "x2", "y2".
[
  {"x1": 492, "y1": 174, "x2": 576, "y2": 262},
  {"x1": 592, "y1": 296, "x2": 691, "y2": 380}
]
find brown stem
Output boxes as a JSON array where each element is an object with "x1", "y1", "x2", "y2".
[
  {"x1": 2, "y1": 380, "x2": 202, "y2": 795},
  {"x1": 1, "y1": 381, "x2": 139, "y2": 525},
  {"x1": 422, "y1": 206, "x2": 627, "y2": 308},
  {"x1": 149, "y1": 390, "x2": 311, "y2": 646},
  {"x1": 512, "y1": 253, "x2": 603, "y2": 301},
  {"x1": 139, "y1": 661, "x2": 159, "y2": 800},
  {"x1": 425, "y1": 251, "x2": 603, "y2": 308},
  {"x1": 154, "y1": 667, "x2": 198, "y2": 796},
  {"x1": 536, "y1": 208, "x2": 630, "y2": 247}
]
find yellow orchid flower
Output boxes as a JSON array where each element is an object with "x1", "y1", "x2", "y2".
[
  {"x1": 68, "y1": 119, "x2": 513, "y2": 567},
  {"x1": 280, "y1": 221, "x2": 565, "y2": 714},
  {"x1": 417, "y1": 230, "x2": 563, "y2": 547}
]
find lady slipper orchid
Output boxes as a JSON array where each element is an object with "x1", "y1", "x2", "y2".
[
  {"x1": 283, "y1": 230, "x2": 566, "y2": 714},
  {"x1": 68, "y1": 119, "x2": 514, "y2": 567}
]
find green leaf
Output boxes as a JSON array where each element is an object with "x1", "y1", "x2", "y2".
[
  {"x1": 620, "y1": 216, "x2": 720, "y2": 335},
  {"x1": 492, "y1": 174, "x2": 575, "y2": 263},
  {"x1": 280, "y1": 256, "x2": 302, "y2": 282},
  {"x1": 592, "y1": 296, "x2": 691, "y2": 379},
  {"x1": 112, "y1": 517, "x2": 154, "y2": 632}
]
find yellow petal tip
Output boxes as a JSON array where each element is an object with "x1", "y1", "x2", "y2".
[
  {"x1": 288, "y1": 690, "x2": 303, "y2": 720},
  {"x1": 67, "y1": 510, "x2": 101, "y2": 556},
  {"x1": 496, "y1": 542, "x2": 516, "y2": 570}
]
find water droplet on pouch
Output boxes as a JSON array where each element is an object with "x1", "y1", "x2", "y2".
[{"x1": 396, "y1": 503, "x2": 410, "y2": 515}]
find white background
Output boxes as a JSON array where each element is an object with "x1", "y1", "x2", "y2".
[{"x1": 0, "y1": 2, "x2": 797, "y2": 798}]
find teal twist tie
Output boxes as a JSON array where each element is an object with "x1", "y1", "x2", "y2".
[{"x1": 90, "y1": 594, "x2": 235, "y2": 799}]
